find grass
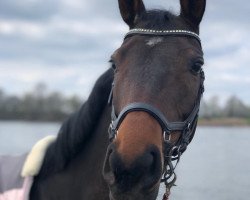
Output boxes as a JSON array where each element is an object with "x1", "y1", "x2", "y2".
[{"x1": 198, "y1": 117, "x2": 250, "y2": 127}]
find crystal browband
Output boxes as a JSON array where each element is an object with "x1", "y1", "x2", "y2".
[{"x1": 125, "y1": 28, "x2": 201, "y2": 43}]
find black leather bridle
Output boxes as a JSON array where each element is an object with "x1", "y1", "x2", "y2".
[{"x1": 107, "y1": 28, "x2": 205, "y2": 192}]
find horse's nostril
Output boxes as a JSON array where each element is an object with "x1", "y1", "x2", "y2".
[
  {"x1": 103, "y1": 145, "x2": 162, "y2": 192},
  {"x1": 142, "y1": 147, "x2": 162, "y2": 190},
  {"x1": 103, "y1": 145, "x2": 116, "y2": 185}
]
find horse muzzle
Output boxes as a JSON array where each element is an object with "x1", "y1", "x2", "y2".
[{"x1": 103, "y1": 143, "x2": 162, "y2": 200}]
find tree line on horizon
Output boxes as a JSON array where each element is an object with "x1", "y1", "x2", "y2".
[
  {"x1": 200, "y1": 96, "x2": 250, "y2": 119},
  {"x1": 0, "y1": 84, "x2": 250, "y2": 121},
  {"x1": 0, "y1": 84, "x2": 83, "y2": 121}
]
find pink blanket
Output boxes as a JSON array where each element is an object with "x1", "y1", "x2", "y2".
[{"x1": 0, "y1": 155, "x2": 33, "y2": 200}]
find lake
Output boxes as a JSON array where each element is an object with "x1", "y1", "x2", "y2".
[{"x1": 0, "y1": 121, "x2": 249, "y2": 200}]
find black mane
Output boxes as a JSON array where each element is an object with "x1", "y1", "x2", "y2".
[
  {"x1": 136, "y1": 9, "x2": 193, "y2": 32},
  {"x1": 137, "y1": 9, "x2": 177, "y2": 30},
  {"x1": 38, "y1": 68, "x2": 113, "y2": 178}
]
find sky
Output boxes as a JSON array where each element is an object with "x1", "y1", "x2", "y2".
[{"x1": 0, "y1": 0, "x2": 249, "y2": 104}]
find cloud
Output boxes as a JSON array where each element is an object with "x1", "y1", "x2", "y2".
[
  {"x1": 0, "y1": 20, "x2": 46, "y2": 38},
  {"x1": 205, "y1": 0, "x2": 250, "y2": 25},
  {"x1": 0, "y1": 17, "x2": 126, "y2": 66},
  {"x1": 0, "y1": 60, "x2": 108, "y2": 98},
  {"x1": 0, "y1": 0, "x2": 60, "y2": 21},
  {"x1": 0, "y1": 0, "x2": 249, "y2": 105}
]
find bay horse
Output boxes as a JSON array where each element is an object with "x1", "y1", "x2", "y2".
[{"x1": 29, "y1": 0, "x2": 206, "y2": 199}]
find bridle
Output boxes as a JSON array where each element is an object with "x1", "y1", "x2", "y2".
[{"x1": 107, "y1": 28, "x2": 205, "y2": 198}]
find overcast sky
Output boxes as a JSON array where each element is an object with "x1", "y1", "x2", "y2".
[{"x1": 0, "y1": 0, "x2": 249, "y2": 104}]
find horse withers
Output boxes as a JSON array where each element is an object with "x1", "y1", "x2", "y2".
[{"x1": 2, "y1": 0, "x2": 206, "y2": 200}]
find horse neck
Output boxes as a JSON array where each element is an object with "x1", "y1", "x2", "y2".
[{"x1": 30, "y1": 106, "x2": 111, "y2": 200}]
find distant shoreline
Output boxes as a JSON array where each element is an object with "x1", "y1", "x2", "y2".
[
  {"x1": 198, "y1": 118, "x2": 250, "y2": 127},
  {"x1": 1, "y1": 118, "x2": 250, "y2": 127}
]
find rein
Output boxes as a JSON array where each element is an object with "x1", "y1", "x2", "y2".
[{"x1": 108, "y1": 28, "x2": 205, "y2": 199}]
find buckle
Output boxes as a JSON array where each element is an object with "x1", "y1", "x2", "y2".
[
  {"x1": 108, "y1": 121, "x2": 117, "y2": 141},
  {"x1": 163, "y1": 130, "x2": 171, "y2": 142},
  {"x1": 185, "y1": 122, "x2": 191, "y2": 132}
]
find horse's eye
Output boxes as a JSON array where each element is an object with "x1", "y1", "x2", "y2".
[
  {"x1": 109, "y1": 59, "x2": 116, "y2": 70},
  {"x1": 191, "y1": 61, "x2": 203, "y2": 75},
  {"x1": 112, "y1": 63, "x2": 116, "y2": 70}
]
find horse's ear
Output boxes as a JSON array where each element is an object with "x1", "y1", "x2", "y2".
[
  {"x1": 180, "y1": 0, "x2": 206, "y2": 27},
  {"x1": 118, "y1": 0, "x2": 146, "y2": 28}
]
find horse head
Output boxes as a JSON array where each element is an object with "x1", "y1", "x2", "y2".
[{"x1": 103, "y1": 0, "x2": 206, "y2": 199}]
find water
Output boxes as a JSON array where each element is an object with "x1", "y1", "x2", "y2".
[
  {"x1": 0, "y1": 121, "x2": 60, "y2": 155},
  {"x1": 0, "y1": 121, "x2": 249, "y2": 200},
  {"x1": 160, "y1": 127, "x2": 250, "y2": 200}
]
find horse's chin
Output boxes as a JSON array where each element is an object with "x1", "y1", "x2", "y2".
[{"x1": 109, "y1": 186, "x2": 159, "y2": 200}]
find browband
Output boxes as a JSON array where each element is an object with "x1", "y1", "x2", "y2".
[{"x1": 125, "y1": 28, "x2": 201, "y2": 43}]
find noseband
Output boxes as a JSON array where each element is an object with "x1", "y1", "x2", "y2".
[{"x1": 107, "y1": 28, "x2": 205, "y2": 196}]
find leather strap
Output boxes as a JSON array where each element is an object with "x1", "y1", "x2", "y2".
[
  {"x1": 109, "y1": 103, "x2": 196, "y2": 140},
  {"x1": 125, "y1": 29, "x2": 201, "y2": 45}
]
